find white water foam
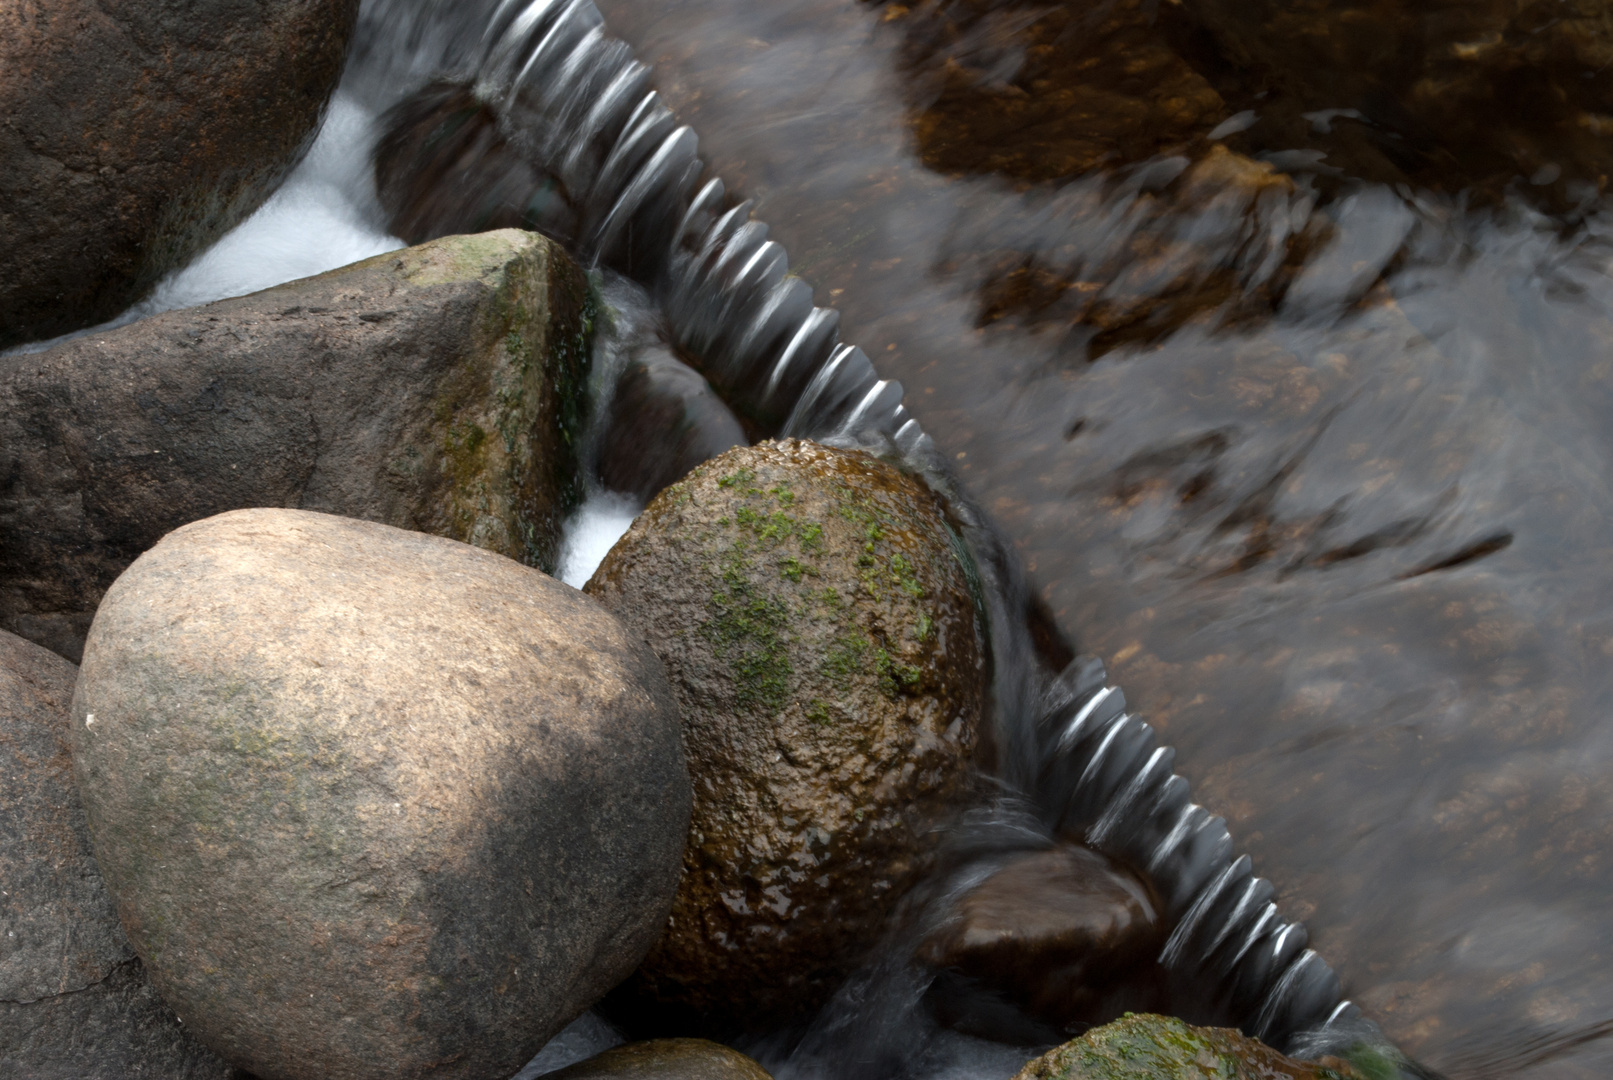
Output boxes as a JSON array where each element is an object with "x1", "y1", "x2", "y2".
[
  {"x1": 510, "y1": 1011, "x2": 626, "y2": 1079},
  {"x1": 555, "y1": 490, "x2": 642, "y2": 588}
]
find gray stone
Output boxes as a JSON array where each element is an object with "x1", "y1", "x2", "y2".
[
  {"x1": 0, "y1": 229, "x2": 593, "y2": 663},
  {"x1": 0, "y1": 0, "x2": 359, "y2": 348},
  {"x1": 70, "y1": 508, "x2": 691, "y2": 1080},
  {"x1": 0, "y1": 628, "x2": 236, "y2": 1079}
]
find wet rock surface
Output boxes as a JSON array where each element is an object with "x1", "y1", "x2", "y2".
[
  {"x1": 375, "y1": 81, "x2": 580, "y2": 246},
  {"x1": 920, "y1": 844, "x2": 1164, "y2": 1040},
  {"x1": 70, "y1": 508, "x2": 690, "y2": 1080},
  {"x1": 0, "y1": 629, "x2": 236, "y2": 1079},
  {"x1": 1014, "y1": 1013, "x2": 1363, "y2": 1080},
  {"x1": 0, "y1": 229, "x2": 592, "y2": 663},
  {"x1": 546, "y1": 1039, "x2": 773, "y2": 1080},
  {"x1": 598, "y1": 346, "x2": 749, "y2": 503},
  {"x1": 586, "y1": 439, "x2": 985, "y2": 1028},
  {"x1": 0, "y1": 0, "x2": 359, "y2": 349},
  {"x1": 589, "y1": 1, "x2": 1613, "y2": 1070}
]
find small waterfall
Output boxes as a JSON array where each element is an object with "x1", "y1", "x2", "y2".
[{"x1": 388, "y1": 0, "x2": 1382, "y2": 1057}]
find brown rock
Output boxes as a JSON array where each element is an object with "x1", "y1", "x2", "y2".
[
  {"x1": 0, "y1": 629, "x2": 236, "y2": 1078},
  {"x1": 375, "y1": 81, "x2": 580, "y2": 247},
  {"x1": 0, "y1": 0, "x2": 359, "y2": 348},
  {"x1": 0, "y1": 229, "x2": 593, "y2": 663},
  {"x1": 70, "y1": 508, "x2": 691, "y2": 1080},
  {"x1": 1013, "y1": 1013, "x2": 1365, "y2": 1080},
  {"x1": 920, "y1": 844, "x2": 1164, "y2": 1038},
  {"x1": 547, "y1": 1039, "x2": 774, "y2": 1080},
  {"x1": 586, "y1": 439, "x2": 986, "y2": 1027}
]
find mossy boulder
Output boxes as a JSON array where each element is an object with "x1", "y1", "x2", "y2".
[
  {"x1": 1013, "y1": 1014, "x2": 1366, "y2": 1080},
  {"x1": 585, "y1": 439, "x2": 986, "y2": 1026},
  {"x1": 0, "y1": 228, "x2": 593, "y2": 662},
  {"x1": 70, "y1": 508, "x2": 691, "y2": 1080},
  {"x1": 546, "y1": 1039, "x2": 773, "y2": 1080}
]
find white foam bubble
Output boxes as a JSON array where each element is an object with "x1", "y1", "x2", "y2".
[{"x1": 555, "y1": 490, "x2": 643, "y2": 589}]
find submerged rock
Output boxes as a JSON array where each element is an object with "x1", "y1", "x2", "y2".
[
  {"x1": 0, "y1": 228, "x2": 592, "y2": 662},
  {"x1": 375, "y1": 80, "x2": 580, "y2": 247},
  {"x1": 0, "y1": 629, "x2": 235, "y2": 1079},
  {"x1": 546, "y1": 1039, "x2": 773, "y2": 1080},
  {"x1": 921, "y1": 844, "x2": 1164, "y2": 1040},
  {"x1": 70, "y1": 509, "x2": 690, "y2": 1080},
  {"x1": 586, "y1": 439, "x2": 986, "y2": 1027},
  {"x1": 0, "y1": 0, "x2": 358, "y2": 348},
  {"x1": 598, "y1": 345, "x2": 750, "y2": 503}
]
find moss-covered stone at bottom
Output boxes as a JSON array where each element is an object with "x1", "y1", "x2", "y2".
[{"x1": 1013, "y1": 1015, "x2": 1366, "y2": 1080}]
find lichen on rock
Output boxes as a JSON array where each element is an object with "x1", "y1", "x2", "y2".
[
  {"x1": 1013, "y1": 1014, "x2": 1367, "y2": 1080},
  {"x1": 586, "y1": 438, "x2": 987, "y2": 1027}
]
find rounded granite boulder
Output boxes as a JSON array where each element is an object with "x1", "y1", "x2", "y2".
[
  {"x1": 70, "y1": 508, "x2": 691, "y2": 1080},
  {"x1": 586, "y1": 439, "x2": 987, "y2": 1027}
]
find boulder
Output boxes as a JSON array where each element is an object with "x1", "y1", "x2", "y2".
[
  {"x1": 0, "y1": 0, "x2": 359, "y2": 348},
  {"x1": 546, "y1": 1040, "x2": 773, "y2": 1080},
  {"x1": 70, "y1": 508, "x2": 691, "y2": 1080},
  {"x1": 374, "y1": 81, "x2": 580, "y2": 247},
  {"x1": 0, "y1": 629, "x2": 237, "y2": 1079},
  {"x1": 0, "y1": 229, "x2": 593, "y2": 663},
  {"x1": 586, "y1": 439, "x2": 986, "y2": 1026},
  {"x1": 920, "y1": 844, "x2": 1164, "y2": 1040},
  {"x1": 1012, "y1": 1014, "x2": 1364, "y2": 1080},
  {"x1": 597, "y1": 345, "x2": 749, "y2": 503}
]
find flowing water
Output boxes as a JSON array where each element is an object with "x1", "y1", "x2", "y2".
[{"x1": 23, "y1": 0, "x2": 1613, "y2": 1077}]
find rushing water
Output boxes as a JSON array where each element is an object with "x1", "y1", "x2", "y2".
[{"x1": 29, "y1": 0, "x2": 1613, "y2": 1077}]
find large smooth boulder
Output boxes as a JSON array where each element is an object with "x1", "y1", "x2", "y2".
[
  {"x1": 70, "y1": 508, "x2": 691, "y2": 1080},
  {"x1": 0, "y1": 0, "x2": 359, "y2": 348},
  {"x1": 0, "y1": 229, "x2": 593, "y2": 663},
  {"x1": 586, "y1": 439, "x2": 986, "y2": 1026},
  {"x1": 0, "y1": 629, "x2": 236, "y2": 1079}
]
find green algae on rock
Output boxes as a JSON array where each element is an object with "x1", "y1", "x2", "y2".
[
  {"x1": 0, "y1": 228, "x2": 592, "y2": 663},
  {"x1": 1013, "y1": 1014, "x2": 1366, "y2": 1080},
  {"x1": 585, "y1": 439, "x2": 987, "y2": 1028}
]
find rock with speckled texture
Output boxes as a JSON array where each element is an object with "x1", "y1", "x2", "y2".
[{"x1": 70, "y1": 508, "x2": 690, "y2": 1080}]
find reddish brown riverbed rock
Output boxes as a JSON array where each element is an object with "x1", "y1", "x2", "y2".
[
  {"x1": 71, "y1": 509, "x2": 691, "y2": 1080},
  {"x1": 587, "y1": 440, "x2": 986, "y2": 1027},
  {"x1": 0, "y1": 0, "x2": 359, "y2": 348}
]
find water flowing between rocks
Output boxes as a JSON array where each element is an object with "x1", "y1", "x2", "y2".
[{"x1": 28, "y1": 0, "x2": 1613, "y2": 1077}]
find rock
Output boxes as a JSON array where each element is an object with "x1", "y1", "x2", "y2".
[
  {"x1": 0, "y1": 228, "x2": 593, "y2": 663},
  {"x1": 0, "y1": 0, "x2": 359, "y2": 348},
  {"x1": 597, "y1": 346, "x2": 750, "y2": 503},
  {"x1": 375, "y1": 81, "x2": 580, "y2": 247},
  {"x1": 70, "y1": 508, "x2": 691, "y2": 1080},
  {"x1": 586, "y1": 439, "x2": 986, "y2": 1027},
  {"x1": 920, "y1": 844, "x2": 1164, "y2": 1040},
  {"x1": 546, "y1": 1040, "x2": 773, "y2": 1080},
  {"x1": 0, "y1": 629, "x2": 237, "y2": 1079},
  {"x1": 1012, "y1": 1014, "x2": 1364, "y2": 1080}
]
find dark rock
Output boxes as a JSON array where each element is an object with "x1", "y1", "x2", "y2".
[
  {"x1": 70, "y1": 507, "x2": 691, "y2": 1080},
  {"x1": 0, "y1": 228, "x2": 593, "y2": 663},
  {"x1": 375, "y1": 80, "x2": 580, "y2": 247},
  {"x1": 0, "y1": 628, "x2": 236, "y2": 1079},
  {"x1": 920, "y1": 844, "x2": 1164, "y2": 1039},
  {"x1": 598, "y1": 346, "x2": 749, "y2": 503},
  {"x1": 546, "y1": 1039, "x2": 773, "y2": 1080},
  {"x1": 1013, "y1": 1013, "x2": 1365, "y2": 1080},
  {"x1": 586, "y1": 439, "x2": 986, "y2": 1028},
  {"x1": 0, "y1": 0, "x2": 359, "y2": 349}
]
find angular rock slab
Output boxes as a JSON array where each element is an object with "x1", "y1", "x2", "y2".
[
  {"x1": 0, "y1": 0, "x2": 359, "y2": 348},
  {"x1": 0, "y1": 229, "x2": 593, "y2": 662},
  {"x1": 70, "y1": 509, "x2": 691, "y2": 1080},
  {"x1": 0, "y1": 629, "x2": 236, "y2": 1079}
]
